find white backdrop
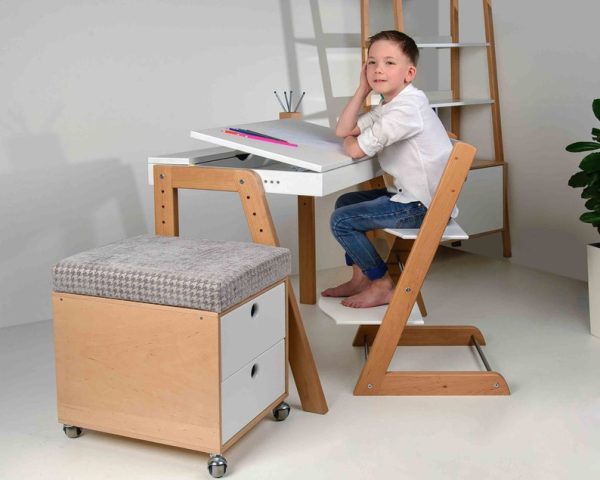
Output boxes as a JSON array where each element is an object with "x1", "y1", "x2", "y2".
[{"x1": 1, "y1": 0, "x2": 597, "y2": 328}]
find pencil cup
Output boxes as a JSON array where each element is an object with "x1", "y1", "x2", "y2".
[{"x1": 279, "y1": 112, "x2": 301, "y2": 120}]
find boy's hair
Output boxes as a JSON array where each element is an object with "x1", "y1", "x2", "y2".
[{"x1": 368, "y1": 30, "x2": 419, "y2": 66}]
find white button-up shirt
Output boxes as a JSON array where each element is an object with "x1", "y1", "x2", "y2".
[{"x1": 356, "y1": 84, "x2": 457, "y2": 218}]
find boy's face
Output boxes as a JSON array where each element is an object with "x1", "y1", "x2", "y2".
[{"x1": 366, "y1": 40, "x2": 416, "y2": 101}]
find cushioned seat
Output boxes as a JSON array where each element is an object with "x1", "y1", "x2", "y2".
[{"x1": 52, "y1": 235, "x2": 291, "y2": 313}]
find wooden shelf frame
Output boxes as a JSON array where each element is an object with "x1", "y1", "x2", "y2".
[{"x1": 359, "y1": 0, "x2": 511, "y2": 257}]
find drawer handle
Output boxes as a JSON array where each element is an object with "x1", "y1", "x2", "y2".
[
  {"x1": 251, "y1": 363, "x2": 259, "y2": 378},
  {"x1": 250, "y1": 302, "x2": 259, "y2": 318}
]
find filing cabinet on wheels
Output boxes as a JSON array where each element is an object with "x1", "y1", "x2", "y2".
[{"x1": 52, "y1": 235, "x2": 292, "y2": 478}]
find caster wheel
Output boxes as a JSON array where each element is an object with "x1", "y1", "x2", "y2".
[
  {"x1": 63, "y1": 425, "x2": 83, "y2": 439},
  {"x1": 272, "y1": 401, "x2": 290, "y2": 421},
  {"x1": 207, "y1": 454, "x2": 227, "y2": 478}
]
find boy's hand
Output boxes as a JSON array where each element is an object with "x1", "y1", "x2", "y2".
[{"x1": 357, "y1": 62, "x2": 371, "y2": 96}]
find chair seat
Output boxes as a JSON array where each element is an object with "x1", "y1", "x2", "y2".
[
  {"x1": 384, "y1": 219, "x2": 468, "y2": 241},
  {"x1": 52, "y1": 235, "x2": 291, "y2": 313}
]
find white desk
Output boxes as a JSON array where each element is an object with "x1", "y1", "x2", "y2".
[
  {"x1": 148, "y1": 146, "x2": 380, "y2": 197},
  {"x1": 151, "y1": 119, "x2": 383, "y2": 305}
]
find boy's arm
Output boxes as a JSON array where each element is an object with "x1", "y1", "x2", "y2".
[
  {"x1": 343, "y1": 136, "x2": 367, "y2": 159},
  {"x1": 336, "y1": 63, "x2": 371, "y2": 138},
  {"x1": 336, "y1": 91, "x2": 367, "y2": 138}
]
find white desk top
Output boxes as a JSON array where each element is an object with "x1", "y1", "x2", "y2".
[{"x1": 191, "y1": 119, "x2": 367, "y2": 173}]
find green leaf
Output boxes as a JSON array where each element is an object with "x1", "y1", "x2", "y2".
[
  {"x1": 582, "y1": 185, "x2": 600, "y2": 198},
  {"x1": 569, "y1": 170, "x2": 589, "y2": 188},
  {"x1": 590, "y1": 173, "x2": 600, "y2": 187},
  {"x1": 580, "y1": 211, "x2": 600, "y2": 224},
  {"x1": 593, "y1": 128, "x2": 600, "y2": 137},
  {"x1": 585, "y1": 198, "x2": 600, "y2": 210},
  {"x1": 579, "y1": 152, "x2": 600, "y2": 172},
  {"x1": 594, "y1": 99, "x2": 600, "y2": 122},
  {"x1": 566, "y1": 141, "x2": 600, "y2": 152}
]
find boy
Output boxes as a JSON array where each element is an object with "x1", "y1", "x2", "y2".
[{"x1": 321, "y1": 30, "x2": 455, "y2": 308}]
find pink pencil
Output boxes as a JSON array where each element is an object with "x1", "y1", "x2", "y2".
[{"x1": 224, "y1": 129, "x2": 298, "y2": 147}]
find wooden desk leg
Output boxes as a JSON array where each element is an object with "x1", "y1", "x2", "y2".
[
  {"x1": 154, "y1": 167, "x2": 179, "y2": 236},
  {"x1": 153, "y1": 166, "x2": 328, "y2": 414},
  {"x1": 502, "y1": 163, "x2": 512, "y2": 257},
  {"x1": 298, "y1": 196, "x2": 316, "y2": 304},
  {"x1": 287, "y1": 279, "x2": 328, "y2": 414}
]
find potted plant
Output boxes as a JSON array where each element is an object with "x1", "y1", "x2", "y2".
[{"x1": 567, "y1": 98, "x2": 600, "y2": 337}]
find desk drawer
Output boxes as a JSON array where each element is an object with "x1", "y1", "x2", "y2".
[
  {"x1": 221, "y1": 340, "x2": 285, "y2": 443},
  {"x1": 220, "y1": 282, "x2": 285, "y2": 380}
]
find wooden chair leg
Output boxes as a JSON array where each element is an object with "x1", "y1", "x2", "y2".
[
  {"x1": 374, "y1": 371, "x2": 510, "y2": 395},
  {"x1": 352, "y1": 143, "x2": 509, "y2": 397},
  {"x1": 388, "y1": 238, "x2": 428, "y2": 317},
  {"x1": 352, "y1": 325, "x2": 509, "y2": 396}
]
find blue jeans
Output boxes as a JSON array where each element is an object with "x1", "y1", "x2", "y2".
[{"x1": 330, "y1": 189, "x2": 427, "y2": 280}]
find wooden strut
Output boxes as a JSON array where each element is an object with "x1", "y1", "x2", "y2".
[
  {"x1": 153, "y1": 165, "x2": 328, "y2": 414},
  {"x1": 353, "y1": 142, "x2": 510, "y2": 396}
]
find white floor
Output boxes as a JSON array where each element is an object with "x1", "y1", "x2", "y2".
[{"x1": 1, "y1": 248, "x2": 600, "y2": 480}]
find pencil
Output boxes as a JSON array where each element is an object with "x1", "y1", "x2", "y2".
[
  {"x1": 274, "y1": 91, "x2": 287, "y2": 111},
  {"x1": 223, "y1": 129, "x2": 298, "y2": 147},
  {"x1": 283, "y1": 91, "x2": 290, "y2": 112},
  {"x1": 293, "y1": 91, "x2": 306, "y2": 112}
]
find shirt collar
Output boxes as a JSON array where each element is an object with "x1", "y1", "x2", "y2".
[{"x1": 380, "y1": 84, "x2": 416, "y2": 107}]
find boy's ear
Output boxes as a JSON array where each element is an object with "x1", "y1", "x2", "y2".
[{"x1": 405, "y1": 65, "x2": 417, "y2": 84}]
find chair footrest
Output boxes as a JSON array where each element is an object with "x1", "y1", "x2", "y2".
[{"x1": 318, "y1": 296, "x2": 423, "y2": 325}]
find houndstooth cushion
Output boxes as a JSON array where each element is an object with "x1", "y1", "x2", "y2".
[{"x1": 52, "y1": 235, "x2": 291, "y2": 313}]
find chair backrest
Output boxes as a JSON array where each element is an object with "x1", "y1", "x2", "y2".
[
  {"x1": 391, "y1": 141, "x2": 476, "y2": 297},
  {"x1": 417, "y1": 140, "x2": 475, "y2": 240}
]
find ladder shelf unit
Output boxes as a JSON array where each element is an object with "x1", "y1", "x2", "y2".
[{"x1": 360, "y1": 0, "x2": 511, "y2": 256}]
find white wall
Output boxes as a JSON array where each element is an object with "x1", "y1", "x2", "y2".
[
  {"x1": 445, "y1": 0, "x2": 600, "y2": 281},
  {"x1": 0, "y1": 0, "x2": 296, "y2": 328},
  {"x1": 1, "y1": 0, "x2": 598, "y2": 328},
  {"x1": 0, "y1": 0, "x2": 374, "y2": 328}
]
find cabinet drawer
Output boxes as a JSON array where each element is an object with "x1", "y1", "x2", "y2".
[
  {"x1": 221, "y1": 340, "x2": 286, "y2": 444},
  {"x1": 220, "y1": 282, "x2": 285, "y2": 380}
]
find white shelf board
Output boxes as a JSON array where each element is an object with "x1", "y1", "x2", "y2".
[
  {"x1": 414, "y1": 36, "x2": 489, "y2": 48},
  {"x1": 429, "y1": 98, "x2": 494, "y2": 108},
  {"x1": 293, "y1": 34, "x2": 488, "y2": 49}
]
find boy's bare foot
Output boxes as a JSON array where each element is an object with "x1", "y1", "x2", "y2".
[
  {"x1": 321, "y1": 276, "x2": 372, "y2": 297},
  {"x1": 341, "y1": 276, "x2": 394, "y2": 308}
]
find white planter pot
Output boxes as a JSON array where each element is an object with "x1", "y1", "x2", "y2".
[{"x1": 588, "y1": 243, "x2": 600, "y2": 338}]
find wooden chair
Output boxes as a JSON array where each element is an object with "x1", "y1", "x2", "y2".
[{"x1": 322, "y1": 141, "x2": 510, "y2": 396}]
